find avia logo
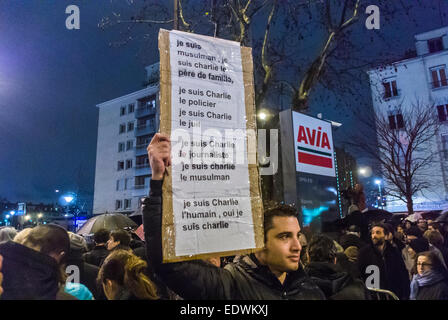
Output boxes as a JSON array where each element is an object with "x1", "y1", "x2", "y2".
[{"x1": 296, "y1": 125, "x2": 333, "y2": 169}]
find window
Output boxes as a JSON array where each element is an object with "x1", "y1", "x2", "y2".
[
  {"x1": 383, "y1": 79, "x2": 398, "y2": 99},
  {"x1": 124, "y1": 178, "x2": 129, "y2": 190},
  {"x1": 431, "y1": 66, "x2": 448, "y2": 89},
  {"x1": 126, "y1": 140, "x2": 134, "y2": 151},
  {"x1": 128, "y1": 103, "x2": 135, "y2": 113},
  {"x1": 118, "y1": 142, "x2": 125, "y2": 152},
  {"x1": 428, "y1": 37, "x2": 444, "y2": 54},
  {"x1": 124, "y1": 199, "x2": 131, "y2": 209},
  {"x1": 115, "y1": 200, "x2": 122, "y2": 210},
  {"x1": 437, "y1": 105, "x2": 448, "y2": 122},
  {"x1": 388, "y1": 113, "x2": 404, "y2": 130},
  {"x1": 442, "y1": 135, "x2": 448, "y2": 161},
  {"x1": 126, "y1": 159, "x2": 133, "y2": 169},
  {"x1": 127, "y1": 121, "x2": 134, "y2": 132},
  {"x1": 119, "y1": 124, "x2": 126, "y2": 134},
  {"x1": 116, "y1": 180, "x2": 120, "y2": 191},
  {"x1": 117, "y1": 161, "x2": 124, "y2": 171},
  {"x1": 120, "y1": 106, "x2": 126, "y2": 116}
]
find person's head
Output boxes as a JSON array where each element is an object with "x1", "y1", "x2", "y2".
[
  {"x1": 94, "y1": 229, "x2": 110, "y2": 245},
  {"x1": 344, "y1": 246, "x2": 359, "y2": 263},
  {"x1": 21, "y1": 224, "x2": 70, "y2": 264},
  {"x1": 408, "y1": 237, "x2": 429, "y2": 259},
  {"x1": 107, "y1": 229, "x2": 131, "y2": 251},
  {"x1": 67, "y1": 232, "x2": 88, "y2": 254},
  {"x1": 371, "y1": 223, "x2": 389, "y2": 247},
  {"x1": 423, "y1": 230, "x2": 444, "y2": 248},
  {"x1": 404, "y1": 220, "x2": 412, "y2": 230},
  {"x1": 397, "y1": 225, "x2": 404, "y2": 234},
  {"x1": 347, "y1": 225, "x2": 360, "y2": 237},
  {"x1": 0, "y1": 227, "x2": 17, "y2": 244},
  {"x1": 428, "y1": 222, "x2": 441, "y2": 232},
  {"x1": 307, "y1": 235, "x2": 337, "y2": 264},
  {"x1": 416, "y1": 251, "x2": 447, "y2": 277},
  {"x1": 257, "y1": 205, "x2": 301, "y2": 277},
  {"x1": 98, "y1": 249, "x2": 158, "y2": 300},
  {"x1": 384, "y1": 223, "x2": 394, "y2": 242},
  {"x1": 13, "y1": 228, "x2": 33, "y2": 244},
  {"x1": 405, "y1": 226, "x2": 423, "y2": 243},
  {"x1": 417, "y1": 218, "x2": 428, "y2": 231}
]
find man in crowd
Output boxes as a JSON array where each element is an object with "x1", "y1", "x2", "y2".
[
  {"x1": 358, "y1": 223, "x2": 410, "y2": 299},
  {"x1": 305, "y1": 235, "x2": 368, "y2": 299},
  {"x1": 0, "y1": 224, "x2": 76, "y2": 299},
  {"x1": 83, "y1": 228, "x2": 110, "y2": 267},
  {"x1": 143, "y1": 133, "x2": 325, "y2": 300},
  {"x1": 107, "y1": 229, "x2": 132, "y2": 252}
]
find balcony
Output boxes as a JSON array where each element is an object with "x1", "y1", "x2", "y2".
[
  {"x1": 134, "y1": 164, "x2": 151, "y2": 176},
  {"x1": 135, "y1": 143, "x2": 149, "y2": 156},
  {"x1": 135, "y1": 125, "x2": 156, "y2": 137},
  {"x1": 136, "y1": 106, "x2": 157, "y2": 118}
]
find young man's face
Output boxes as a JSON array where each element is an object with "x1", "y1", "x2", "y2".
[
  {"x1": 263, "y1": 216, "x2": 302, "y2": 276},
  {"x1": 371, "y1": 226, "x2": 386, "y2": 246},
  {"x1": 107, "y1": 236, "x2": 119, "y2": 251}
]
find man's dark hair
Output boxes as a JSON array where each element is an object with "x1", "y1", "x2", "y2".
[
  {"x1": 110, "y1": 229, "x2": 131, "y2": 247},
  {"x1": 405, "y1": 226, "x2": 423, "y2": 238},
  {"x1": 263, "y1": 204, "x2": 298, "y2": 239},
  {"x1": 429, "y1": 222, "x2": 441, "y2": 231},
  {"x1": 307, "y1": 235, "x2": 337, "y2": 263},
  {"x1": 94, "y1": 228, "x2": 110, "y2": 244},
  {"x1": 371, "y1": 222, "x2": 390, "y2": 235},
  {"x1": 24, "y1": 224, "x2": 70, "y2": 259}
]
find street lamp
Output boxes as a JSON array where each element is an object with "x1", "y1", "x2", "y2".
[{"x1": 375, "y1": 179, "x2": 383, "y2": 209}]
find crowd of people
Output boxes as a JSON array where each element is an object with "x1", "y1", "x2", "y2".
[{"x1": 0, "y1": 133, "x2": 447, "y2": 300}]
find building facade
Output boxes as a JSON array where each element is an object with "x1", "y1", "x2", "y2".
[
  {"x1": 368, "y1": 26, "x2": 448, "y2": 212},
  {"x1": 93, "y1": 64, "x2": 160, "y2": 214}
]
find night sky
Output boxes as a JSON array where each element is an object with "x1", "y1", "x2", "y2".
[{"x1": 0, "y1": 1, "x2": 446, "y2": 208}]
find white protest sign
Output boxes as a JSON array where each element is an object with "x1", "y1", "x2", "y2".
[{"x1": 159, "y1": 29, "x2": 263, "y2": 261}]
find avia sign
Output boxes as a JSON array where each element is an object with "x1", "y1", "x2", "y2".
[{"x1": 293, "y1": 112, "x2": 336, "y2": 177}]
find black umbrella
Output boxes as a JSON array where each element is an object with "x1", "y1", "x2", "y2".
[
  {"x1": 76, "y1": 213, "x2": 138, "y2": 236},
  {"x1": 422, "y1": 210, "x2": 442, "y2": 221},
  {"x1": 436, "y1": 211, "x2": 448, "y2": 223}
]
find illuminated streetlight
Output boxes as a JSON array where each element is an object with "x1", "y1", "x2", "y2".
[
  {"x1": 258, "y1": 112, "x2": 267, "y2": 120},
  {"x1": 9, "y1": 210, "x2": 15, "y2": 216},
  {"x1": 5, "y1": 215, "x2": 10, "y2": 219},
  {"x1": 37, "y1": 213, "x2": 43, "y2": 219},
  {"x1": 64, "y1": 196, "x2": 74, "y2": 203},
  {"x1": 25, "y1": 215, "x2": 31, "y2": 221},
  {"x1": 375, "y1": 179, "x2": 381, "y2": 185}
]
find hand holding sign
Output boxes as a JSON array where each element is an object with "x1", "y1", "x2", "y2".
[{"x1": 147, "y1": 133, "x2": 171, "y2": 180}]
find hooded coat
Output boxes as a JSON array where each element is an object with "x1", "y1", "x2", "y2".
[
  {"x1": 0, "y1": 241, "x2": 71, "y2": 300},
  {"x1": 142, "y1": 179, "x2": 325, "y2": 300},
  {"x1": 304, "y1": 261, "x2": 368, "y2": 300}
]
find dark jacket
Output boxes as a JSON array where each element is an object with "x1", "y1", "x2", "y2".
[
  {"x1": 358, "y1": 241, "x2": 410, "y2": 300},
  {"x1": 83, "y1": 245, "x2": 109, "y2": 267},
  {"x1": 305, "y1": 261, "x2": 368, "y2": 300},
  {"x1": 0, "y1": 241, "x2": 63, "y2": 300},
  {"x1": 66, "y1": 250, "x2": 102, "y2": 299},
  {"x1": 416, "y1": 278, "x2": 448, "y2": 300},
  {"x1": 142, "y1": 179, "x2": 325, "y2": 300}
]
